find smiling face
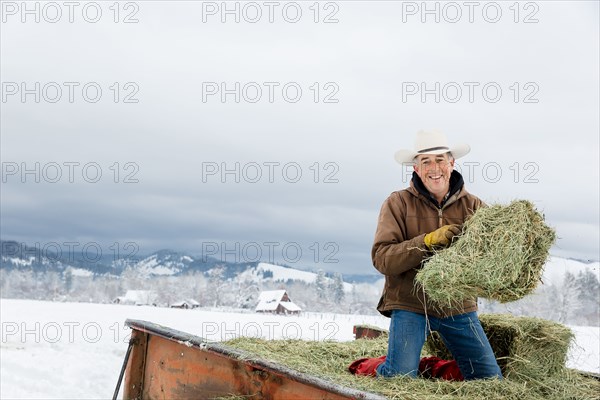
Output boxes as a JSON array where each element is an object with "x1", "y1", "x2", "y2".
[{"x1": 414, "y1": 152, "x2": 455, "y2": 203}]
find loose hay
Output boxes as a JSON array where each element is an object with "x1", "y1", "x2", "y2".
[
  {"x1": 225, "y1": 327, "x2": 598, "y2": 400},
  {"x1": 415, "y1": 200, "x2": 556, "y2": 308},
  {"x1": 423, "y1": 314, "x2": 574, "y2": 381}
]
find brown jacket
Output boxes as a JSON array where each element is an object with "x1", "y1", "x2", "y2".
[{"x1": 372, "y1": 172, "x2": 484, "y2": 318}]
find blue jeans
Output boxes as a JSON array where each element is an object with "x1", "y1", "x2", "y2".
[{"x1": 376, "y1": 310, "x2": 502, "y2": 380}]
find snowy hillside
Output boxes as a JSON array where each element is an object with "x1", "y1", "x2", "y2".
[
  {"x1": 239, "y1": 262, "x2": 354, "y2": 292},
  {"x1": 541, "y1": 256, "x2": 599, "y2": 286},
  {"x1": 132, "y1": 253, "x2": 188, "y2": 276}
]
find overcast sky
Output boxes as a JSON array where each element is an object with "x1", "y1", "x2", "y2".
[{"x1": 1, "y1": 1, "x2": 598, "y2": 274}]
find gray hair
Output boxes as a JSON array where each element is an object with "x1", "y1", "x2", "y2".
[{"x1": 413, "y1": 152, "x2": 455, "y2": 165}]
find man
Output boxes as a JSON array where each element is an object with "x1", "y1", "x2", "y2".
[{"x1": 372, "y1": 130, "x2": 502, "y2": 380}]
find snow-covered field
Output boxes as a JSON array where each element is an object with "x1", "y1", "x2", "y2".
[{"x1": 1, "y1": 299, "x2": 598, "y2": 399}]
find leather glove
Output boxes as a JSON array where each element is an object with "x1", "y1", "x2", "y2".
[{"x1": 424, "y1": 224, "x2": 461, "y2": 249}]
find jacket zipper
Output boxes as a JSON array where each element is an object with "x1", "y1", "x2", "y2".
[
  {"x1": 437, "y1": 193, "x2": 459, "y2": 227},
  {"x1": 416, "y1": 190, "x2": 460, "y2": 228}
]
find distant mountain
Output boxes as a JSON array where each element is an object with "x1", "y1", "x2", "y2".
[
  {"x1": 2, "y1": 239, "x2": 595, "y2": 288},
  {"x1": 0, "y1": 240, "x2": 255, "y2": 278},
  {"x1": 127, "y1": 249, "x2": 260, "y2": 278},
  {"x1": 1, "y1": 240, "x2": 377, "y2": 284},
  {"x1": 0, "y1": 239, "x2": 124, "y2": 275}
]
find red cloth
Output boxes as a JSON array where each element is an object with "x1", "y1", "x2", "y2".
[
  {"x1": 348, "y1": 356, "x2": 464, "y2": 381},
  {"x1": 348, "y1": 355, "x2": 386, "y2": 377},
  {"x1": 419, "y1": 356, "x2": 464, "y2": 381}
]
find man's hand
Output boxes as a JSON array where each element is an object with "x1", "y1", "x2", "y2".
[{"x1": 424, "y1": 224, "x2": 461, "y2": 249}]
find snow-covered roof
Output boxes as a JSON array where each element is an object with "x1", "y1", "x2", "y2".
[
  {"x1": 255, "y1": 290, "x2": 301, "y2": 312},
  {"x1": 257, "y1": 290, "x2": 286, "y2": 302},
  {"x1": 280, "y1": 301, "x2": 302, "y2": 312},
  {"x1": 171, "y1": 299, "x2": 200, "y2": 307},
  {"x1": 255, "y1": 290, "x2": 286, "y2": 311}
]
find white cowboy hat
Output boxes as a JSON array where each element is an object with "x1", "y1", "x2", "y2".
[{"x1": 394, "y1": 129, "x2": 471, "y2": 164}]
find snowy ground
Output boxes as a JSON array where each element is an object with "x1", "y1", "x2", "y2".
[{"x1": 1, "y1": 299, "x2": 598, "y2": 399}]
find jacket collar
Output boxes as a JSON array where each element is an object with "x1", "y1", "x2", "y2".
[{"x1": 409, "y1": 170, "x2": 465, "y2": 208}]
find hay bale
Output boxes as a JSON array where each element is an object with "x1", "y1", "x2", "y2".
[
  {"x1": 415, "y1": 200, "x2": 556, "y2": 308},
  {"x1": 423, "y1": 314, "x2": 574, "y2": 380}
]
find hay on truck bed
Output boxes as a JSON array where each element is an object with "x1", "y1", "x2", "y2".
[
  {"x1": 415, "y1": 200, "x2": 556, "y2": 308},
  {"x1": 225, "y1": 325, "x2": 599, "y2": 400}
]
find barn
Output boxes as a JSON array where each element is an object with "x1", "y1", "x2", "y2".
[
  {"x1": 255, "y1": 290, "x2": 301, "y2": 315},
  {"x1": 170, "y1": 299, "x2": 201, "y2": 309}
]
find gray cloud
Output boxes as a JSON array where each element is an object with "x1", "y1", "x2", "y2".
[{"x1": 2, "y1": 1, "x2": 598, "y2": 273}]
